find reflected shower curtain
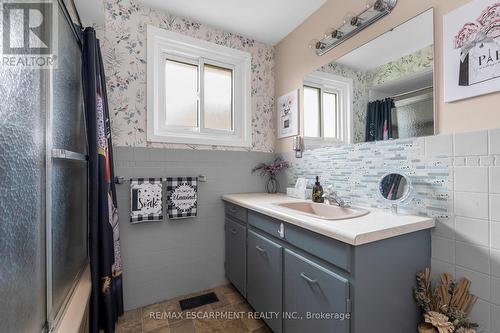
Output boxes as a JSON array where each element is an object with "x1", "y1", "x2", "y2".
[
  {"x1": 365, "y1": 98, "x2": 395, "y2": 142},
  {"x1": 82, "y1": 27, "x2": 124, "y2": 333},
  {"x1": 380, "y1": 174, "x2": 404, "y2": 200}
]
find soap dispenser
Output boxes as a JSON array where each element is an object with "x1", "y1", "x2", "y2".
[{"x1": 312, "y1": 176, "x2": 324, "y2": 203}]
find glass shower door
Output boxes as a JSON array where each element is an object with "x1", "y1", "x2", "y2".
[
  {"x1": 47, "y1": 4, "x2": 88, "y2": 328},
  {"x1": 0, "y1": 65, "x2": 48, "y2": 332}
]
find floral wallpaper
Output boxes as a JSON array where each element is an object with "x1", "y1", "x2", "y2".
[
  {"x1": 369, "y1": 45, "x2": 434, "y2": 86},
  {"x1": 97, "y1": 0, "x2": 275, "y2": 152},
  {"x1": 318, "y1": 45, "x2": 434, "y2": 143}
]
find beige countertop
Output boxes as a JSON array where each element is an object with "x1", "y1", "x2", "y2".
[{"x1": 222, "y1": 193, "x2": 435, "y2": 246}]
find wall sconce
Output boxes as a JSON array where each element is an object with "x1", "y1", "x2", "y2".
[
  {"x1": 308, "y1": 0, "x2": 397, "y2": 56},
  {"x1": 293, "y1": 135, "x2": 303, "y2": 158}
]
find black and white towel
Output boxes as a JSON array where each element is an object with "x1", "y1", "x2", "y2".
[
  {"x1": 129, "y1": 178, "x2": 164, "y2": 223},
  {"x1": 166, "y1": 177, "x2": 198, "y2": 219}
]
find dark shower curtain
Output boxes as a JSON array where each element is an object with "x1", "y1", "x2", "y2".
[
  {"x1": 365, "y1": 98, "x2": 395, "y2": 142},
  {"x1": 82, "y1": 27, "x2": 124, "y2": 333}
]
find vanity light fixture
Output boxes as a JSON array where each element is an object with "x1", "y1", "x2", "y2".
[{"x1": 309, "y1": 0, "x2": 397, "y2": 56}]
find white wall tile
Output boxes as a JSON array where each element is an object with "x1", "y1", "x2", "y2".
[
  {"x1": 491, "y1": 167, "x2": 500, "y2": 194},
  {"x1": 432, "y1": 236, "x2": 455, "y2": 263},
  {"x1": 492, "y1": 277, "x2": 500, "y2": 305},
  {"x1": 492, "y1": 194, "x2": 500, "y2": 222},
  {"x1": 470, "y1": 298, "x2": 491, "y2": 329},
  {"x1": 431, "y1": 258, "x2": 455, "y2": 281},
  {"x1": 456, "y1": 266, "x2": 491, "y2": 301},
  {"x1": 492, "y1": 304, "x2": 500, "y2": 333},
  {"x1": 455, "y1": 241, "x2": 490, "y2": 274},
  {"x1": 455, "y1": 192, "x2": 489, "y2": 220},
  {"x1": 481, "y1": 156, "x2": 495, "y2": 166},
  {"x1": 454, "y1": 130, "x2": 488, "y2": 156},
  {"x1": 490, "y1": 129, "x2": 500, "y2": 155},
  {"x1": 426, "y1": 134, "x2": 453, "y2": 158},
  {"x1": 454, "y1": 157, "x2": 466, "y2": 166},
  {"x1": 432, "y1": 217, "x2": 455, "y2": 239},
  {"x1": 491, "y1": 249, "x2": 500, "y2": 278},
  {"x1": 492, "y1": 223, "x2": 500, "y2": 250},
  {"x1": 466, "y1": 156, "x2": 480, "y2": 166},
  {"x1": 455, "y1": 216, "x2": 489, "y2": 247},
  {"x1": 454, "y1": 167, "x2": 488, "y2": 192}
]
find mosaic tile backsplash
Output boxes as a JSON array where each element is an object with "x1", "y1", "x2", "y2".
[{"x1": 282, "y1": 136, "x2": 450, "y2": 218}]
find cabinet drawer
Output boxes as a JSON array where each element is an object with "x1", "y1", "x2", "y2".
[
  {"x1": 225, "y1": 219, "x2": 246, "y2": 296},
  {"x1": 284, "y1": 249, "x2": 350, "y2": 333},
  {"x1": 248, "y1": 211, "x2": 284, "y2": 239},
  {"x1": 286, "y1": 223, "x2": 352, "y2": 272},
  {"x1": 247, "y1": 230, "x2": 283, "y2": 333},
  {"x1": 225, "y1": 203, "x2": 247, "y2": 223}
]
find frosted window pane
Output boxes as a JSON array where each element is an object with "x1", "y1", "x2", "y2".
[
  {"x1": 165, "y1": 59, "x2": 198, "y2": 127},
  {"x1": 323, "y1": 92, "x2": 337, "y2": 138},
  {"x1": 304, "y1": 86, "x2": 320, "y2": 137},
  {"x1": 204, "y1": 64, "x2": 232, "y2": 130}
]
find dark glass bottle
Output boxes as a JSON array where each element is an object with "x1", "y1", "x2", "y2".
[{"x1": 312, "y1": 176, "x2": 324, "y2": 203}]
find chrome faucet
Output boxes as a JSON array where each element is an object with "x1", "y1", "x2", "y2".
[{"x1": 322, "y1": 185, "x2": 349, "y2": 207}]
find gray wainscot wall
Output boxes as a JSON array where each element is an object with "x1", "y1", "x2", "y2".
[{"x1": 113, "y1": 147, "x2": 275, "y2": 310}]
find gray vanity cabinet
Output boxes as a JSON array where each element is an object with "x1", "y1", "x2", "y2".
[
  {"x1": 223, "y1": 202, "x2": 431, "y2": 333},
  {"x1": 283, "y1": 249, "x2": 350, "y2": 333},
  {"x1": 225, "y1": 217, "x2": 246, "y2": 296},
  {"x1": 247, "y1": 229, "x2": 283, "y2": 333}
]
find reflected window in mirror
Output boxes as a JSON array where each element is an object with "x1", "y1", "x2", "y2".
[
  {"x1": 303, "y1": 71, "x2": 352, "y2": 146},
  {"x1": 304, "y1": 86, "x2": 339, "y2": 138}
]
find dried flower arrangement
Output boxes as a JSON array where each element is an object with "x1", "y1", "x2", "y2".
[
  {"x1": 252, "y1": 158, "x2": 290, "y2": 193},
  {"x1": 252, "y1": 157, "x2": 290, "y2": 177},
  {"x1": 414, "y1": 268, "x2": 478, "y2": 333}
]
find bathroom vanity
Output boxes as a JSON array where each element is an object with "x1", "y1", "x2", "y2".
[{"x1": 222, "y1": 193, "x2": 434, "y2": 333}]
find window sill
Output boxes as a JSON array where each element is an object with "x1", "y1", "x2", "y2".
[{"x1": 147, "y1": 132, "x2": 252, "y2": 148}]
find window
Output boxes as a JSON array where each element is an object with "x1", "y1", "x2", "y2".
[
  {"x1": 147, "y1": 26, "x2": 252, "y2": 147},
  {"x1": 303, "y1": 71, "x2": 353, "y2": 144}
]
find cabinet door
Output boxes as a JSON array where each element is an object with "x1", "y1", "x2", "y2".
[
  {"x1": 225, "y1": 219, "x2": 246, "y2": 296},
  {"x1": 284, "y1": 249, "x2": 350, "y2": 333},
  {"x1": 247, "y1": 230, "x2": 283, "y2": 333}
]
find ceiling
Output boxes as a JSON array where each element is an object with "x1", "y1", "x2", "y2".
[
  {"x1": 335, "y1": 9, "x2": 434, "y2": 71},
  {"x1": 137, "y1": 0, "x2": 326, "y2": 45}
]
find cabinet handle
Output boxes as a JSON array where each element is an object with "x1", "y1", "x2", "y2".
[
  {"x1": 255, "y1": 245, "x2": 266, "y2": 253},
  {"x1": 229, "y1": 207, "x2": 238, "y2": 213},
  {"x1": 300, "y1": 272, "x2": 317, "y2": 284},
  {"x1": 230, "y1": 229, "x2": 237, "y2": 235},
  {"x1": 278, "y1": 223, "x2": 285, "y2": 238}
]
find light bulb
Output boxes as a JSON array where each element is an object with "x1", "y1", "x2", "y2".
[
  {"x1": 324, "y1": 28, "x2": 334, "y2": 39},
  {"x1": 308, "y1": 39, "x2": 325, "y2": 51},
  {"x1": 343, "y1": 12, "x2": 355, "y2": 25},
  {"x1": 373, "y1": 0, "x2": 385, "y2": 11}
]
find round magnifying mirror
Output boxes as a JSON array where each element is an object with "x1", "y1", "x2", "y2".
[{"x1": 378, "y1": 172, "x2": 412, "y2": 212}]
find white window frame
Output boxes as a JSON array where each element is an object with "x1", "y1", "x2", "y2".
[
  {"x1": 303, "y1": 71, "x2": 353, "y2": 146},
  {"x1": 147, "y1": 25, "x2": 252, "y2": 147}
]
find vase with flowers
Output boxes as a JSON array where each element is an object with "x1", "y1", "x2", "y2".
[{"x1": 252, "y1": 158, "x2": 290, "y2": 194}]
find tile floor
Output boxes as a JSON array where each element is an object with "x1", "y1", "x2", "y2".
[{"x1": 116, "y1": 284, "x2": 271, "y2": 333}]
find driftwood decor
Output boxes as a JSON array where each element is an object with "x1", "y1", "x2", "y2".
[{"x1": 414, "y1": 268, "x2": 478, "y2": 333}]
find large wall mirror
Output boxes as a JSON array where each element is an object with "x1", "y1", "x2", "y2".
[{"x1": 303, "y1": 8, "x2": 435, "y2": 146}]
